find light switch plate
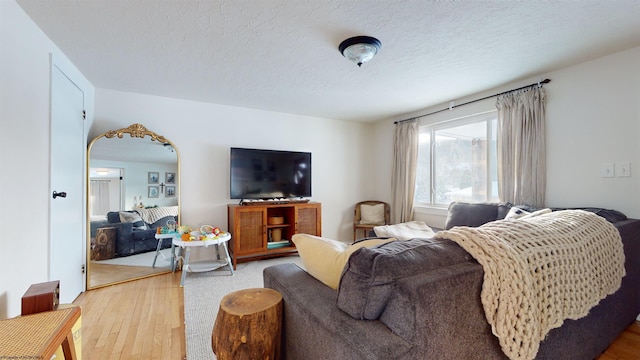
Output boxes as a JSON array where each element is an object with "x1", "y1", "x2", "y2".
[
  {"x1": 601, "y1": 163, "x2": 614, "y2": 178},
  {"x1": 616, "y1": 161, "x2": 631, "y2": 177}
]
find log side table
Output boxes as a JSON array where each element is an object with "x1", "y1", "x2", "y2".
[{"x1": 212, "y1": 288, "x2": 283, "y2": 360}]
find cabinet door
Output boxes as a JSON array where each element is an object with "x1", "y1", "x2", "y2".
[
  {"x1": 236, "y1": 207, "x2": 267, "y2": 254},
  {"x1": 296, "y1": 204, "x2": 321, "y2": 236}
]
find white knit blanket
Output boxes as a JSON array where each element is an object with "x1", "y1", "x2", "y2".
[
  {"x1": 135, "y1": 206, "x2": 178, "y2": 224},
  {"x1": 373, "y1": 221, "x2": 435, "y2": 240},
  {"x1": 435, "y1": 210, "x2": 625, "y2": 360}
]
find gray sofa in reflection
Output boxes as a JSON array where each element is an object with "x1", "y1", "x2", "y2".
[
  {"x1": 263, "y1": 203, "x2": 640, "y2": 360},
  {"x1": 90, "y1": 211, "x2": 176, "y2": 257}
]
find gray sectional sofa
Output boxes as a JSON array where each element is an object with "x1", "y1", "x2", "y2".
[
  {"x1": 263, "y1": 202, "x2": 640, "y2": 359},
  {"x1": 89, "y1": 211, "x2": 176, "y2": 257}
]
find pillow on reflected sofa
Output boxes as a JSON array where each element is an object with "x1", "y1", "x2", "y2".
[
  {"x1": 292, "y1": 234, "x2": 395, "y2": 290},
  {"x1": 119, "y1": 211, "x2": 147, "y2": 230}
]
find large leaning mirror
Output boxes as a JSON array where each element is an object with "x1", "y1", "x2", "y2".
[{"x1": 87, "y1": 124, "x2": 180, "y2": 289}]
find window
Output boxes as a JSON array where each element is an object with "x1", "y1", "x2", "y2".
[{"x1": 415, "y1": 111, "x2": 499, "y2": 206}]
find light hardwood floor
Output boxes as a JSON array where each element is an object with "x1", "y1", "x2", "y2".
[
  {"x1": 73, "y1": 272, "x2": 186, "y2": 360},
  {"x1": 599, "y1": 321, "x2": 640, "y2": 360},
  {"x1": 73, "y1": 272, "x2": 639, "y2": 359}
]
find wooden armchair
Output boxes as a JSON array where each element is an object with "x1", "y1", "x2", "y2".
[{"x1": 353, "y1": 201, "x2": 390, "y2": 240}]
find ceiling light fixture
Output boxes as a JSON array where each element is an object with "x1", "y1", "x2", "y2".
[
  {"x1": 339, "y1": 36, "x2": 382, "y2": 67},
  {"x1": 96, "y1": 169, "x2": 109, "y2": 175}
]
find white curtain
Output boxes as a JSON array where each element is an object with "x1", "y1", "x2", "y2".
[
  {"x1": 90, "y1": 180, "x2": 111, "y2": 216},
  {"x1": 496, "y1": 87, "x2": 546, "y2": 207},
  {"x1": 391, "y1": 119, "x2": 419, "y2": 223}
]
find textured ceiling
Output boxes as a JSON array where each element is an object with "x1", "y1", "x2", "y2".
[{"x1": 17, "y1": 0, "x2": 640, "y2": 122}]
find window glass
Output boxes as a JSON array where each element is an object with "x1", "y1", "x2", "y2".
[{"x1": 415, "y1": 111, "x2": 498, "y2": 206}]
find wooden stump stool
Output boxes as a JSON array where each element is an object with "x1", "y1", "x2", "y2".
[{"x1": 212, "y1": 288, "x2": 283, "y2": 360}]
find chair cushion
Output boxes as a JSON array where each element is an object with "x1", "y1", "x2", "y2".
[{"x1": 360, "y1": 203, "x2": 385, "y2": 225}]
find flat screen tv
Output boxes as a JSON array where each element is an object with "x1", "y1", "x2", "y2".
[{"x1": 230, "y1": 147, "x2": 311, "y2": 200}]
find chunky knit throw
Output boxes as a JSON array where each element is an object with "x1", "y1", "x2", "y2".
[
  {"x1": 435, "y1": 210, "x2": 625, "y2": 360},
  {"x1": 135, "y1": 205, "x2": 178, "y2": 224}
]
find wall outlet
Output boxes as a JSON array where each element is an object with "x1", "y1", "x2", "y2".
[
  {"x1": 601, "y1": 163, "x2": 614, "y2": 178},
  {"x1": 616, "y1": 161, "x2": 631, "y2": 177}
]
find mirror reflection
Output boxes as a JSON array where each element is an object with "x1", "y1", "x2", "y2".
[{"x1": 87, "y1": 124, "x2": 180, "y2": 289}]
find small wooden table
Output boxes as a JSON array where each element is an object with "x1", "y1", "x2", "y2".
[
  {"x1": 172, "y1": 232, "x2": 234, "y2": 287},
  {"x1": 212, "y1": 288, "x2": 283, "y2": 360},
  {"x1": 0, "y1": 306, "x2": 80, "y2": 360}
]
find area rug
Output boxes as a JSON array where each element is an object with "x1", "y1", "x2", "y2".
[{"x1": 183, "y1": 256, "x2": 304, "y2": 360}]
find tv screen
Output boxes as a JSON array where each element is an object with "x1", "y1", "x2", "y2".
[{"x1": 230, "y1": 147, "x2": 311, "y2": 200}]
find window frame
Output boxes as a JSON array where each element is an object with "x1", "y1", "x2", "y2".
[{"x1": 415, "y1": 110, "x2": 498, "y2": 208}]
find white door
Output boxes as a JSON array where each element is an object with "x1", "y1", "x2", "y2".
[{"x1": 50, "y1": 65, "x2": 85, "y2": 303}]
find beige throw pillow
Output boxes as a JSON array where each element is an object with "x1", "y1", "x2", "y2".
[
  {"x1": 119, "y1": 211, "x2": 147, "y2": 230},
  {"x1": 292, "y1": 234, "x2": 395, "y2": 290},
  {"x1": 360, "y1": 203, "x2": 385, "y2": 225}
]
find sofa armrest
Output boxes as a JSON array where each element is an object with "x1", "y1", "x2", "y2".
[
  {"x1": 264, "y1": 263, "x2": 413, "y2": 360},
  {"x1": 380, "y1": 261, "x2": 506, "y2": 360}
]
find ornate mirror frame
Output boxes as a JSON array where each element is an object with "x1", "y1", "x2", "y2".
[{"x1": 86, "y1": 124, "x2": 181, "y2": 289}]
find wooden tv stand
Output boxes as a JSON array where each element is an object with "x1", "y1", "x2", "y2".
[{"x1": 227, "y1": 202, "x2": 321, "y2": 269}]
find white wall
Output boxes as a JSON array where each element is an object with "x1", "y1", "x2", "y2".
[
  {"x1": 93, "y1": 89, "x2": 375, "y2": 259},
  {"x1": 374, "y1": 46, "x2": 640, "y2": 229},
  {"x1": 544, "y1": 46, "x2": 640, "y2": 216},
  {"x1": 91, "y1": 159, "x2": 179, "y2": 210},
  {"x1": 1, "y1": 1, "x2": 94, "y2": 318}
]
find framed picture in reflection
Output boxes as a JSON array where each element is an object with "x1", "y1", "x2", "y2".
[
  {"x1": 148, "y1": 172, "x2": 159, "y2": 184},
  {"x1": 148, "y1": 186, "x2": 159, "y2": 198}
]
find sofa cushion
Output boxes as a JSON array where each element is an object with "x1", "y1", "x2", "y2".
[
  {"x1": 444, "y1": 202, "x2": 511, "y2": 229},
  {"x1": 571, "y1": 208, "x2": 627, "y2": 223},
  {"x1": 292, "y1": 234, "x2": 395, "y2": 290},
  {"x1": 337, "y1": 237, "x2": 473, "y2": 320},
  {"x1": 107, "y1": 211, "x2": 121, "y2": 224},
  {"x1": 131, "y1": 228, "x2": 157, "y2": 241}
]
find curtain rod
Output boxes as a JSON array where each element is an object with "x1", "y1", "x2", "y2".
[{"x1": 394, "y1": 78, "x2": 551, "y2": 124}]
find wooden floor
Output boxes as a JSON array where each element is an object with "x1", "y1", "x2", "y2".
[
  {"x1": 73, "y1": 272, "x2": 639, "y2": 360},
  {"x1": 89, "y1": 263, "x2": 171, "y2": 288},
  {"x1": 73, "y1": 272, "x2": 186, "y2": 360},
  {"x1": 599, "y1": 321, "x2": 640, "y2": 360}
]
